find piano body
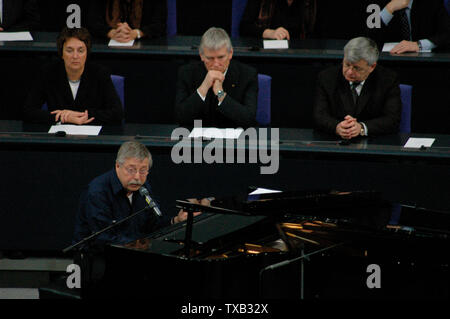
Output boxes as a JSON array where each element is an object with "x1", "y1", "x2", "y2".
[{"x1": 89, "y1": 190, "x2": 449, "y2": 299}]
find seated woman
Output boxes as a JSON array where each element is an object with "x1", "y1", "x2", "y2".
[
  {"x1": 23, "y1": 27, "x2": 123, "y2": 125},
  {"x1": 240, "y1": 0, "x2": 315, "y2": 40},
  {"x1": 87, "y1": 0, "x2": 167, "y2": 42}
]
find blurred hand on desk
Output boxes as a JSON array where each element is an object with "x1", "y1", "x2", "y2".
[
  {"x1": 51, "y1": 109, "x2": 95, "y2": 125},
  {"x1": 174, "y1": 198, "x2": 214, "y2": 224}
]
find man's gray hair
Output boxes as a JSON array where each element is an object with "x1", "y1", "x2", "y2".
[
  {"x1": 344, "y1": 37, "x2": 379, "y2": 66},
  {"x1": 116, "y1": 141, "x2": 152, "y2": 167},
  {"x1": 199, "y1": 27, "x2": 233, "y2": 54}
]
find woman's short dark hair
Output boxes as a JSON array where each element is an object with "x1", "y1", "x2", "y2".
[{"x1": 57, "y1": 27, "x2": 92, "y2": 58}]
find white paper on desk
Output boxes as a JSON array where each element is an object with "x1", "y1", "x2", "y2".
[
  {"x1": 249, "y1": 188, "x2": 282, "y2": 195},
  {"x1": 403, "y1": 137, "x2": 435, "y2": 148},
  {"x1": 263, "y1": 40, "x2": 289, "y2": 49},
  {"x1": 382, "y1": 42, "x2": 432, "y2": 53},
  {"x1": 108, "y1": 39, "x2": 134, "y2": 47},
  {"x1": 188, "y1": 127, "x2": 244, "y2": 139},
  {"x1": 0, "y1": 32, "x2": 33, "y2": 41},
  {"x1": 48, "y1": 125, "x2": 102, "y2": 136}
]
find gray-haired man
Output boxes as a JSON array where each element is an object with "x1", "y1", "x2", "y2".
[
  {"x1": 73, "y1": 141, "x2": 196, "y2": 247},
  {"x1": 313, "y1": 37, "x2": 402, "y2": 139},
  {"x1": 175, "y1": 27, "x2": 258, "y2": 128}
]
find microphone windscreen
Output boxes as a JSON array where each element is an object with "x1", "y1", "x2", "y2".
[{"x1": 139, "y1": 187, "x2": 149, "y2": 196}]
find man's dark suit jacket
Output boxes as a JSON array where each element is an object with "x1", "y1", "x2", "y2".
[
  {"x1": 23, "y1": 61, "x2": 123, "y2": 125},
  {"x1": 313, "y1": 65, "x2": 402, "y2": 136},
  {"x1": 0, "y1": 0, "x2": 40, "y2": 31},
  {"x1": 175, "y1": 60, "x2": 258, "y2": 128},
  {"x1": 368, "y1": 0, "x2": 450, "y2": 50}
]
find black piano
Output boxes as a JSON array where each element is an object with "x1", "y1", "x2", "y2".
[{"x1": 87, "y1": 189, "x2": 449, "y2": 299}]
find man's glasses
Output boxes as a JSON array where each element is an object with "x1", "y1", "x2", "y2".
[
  {"x1": 342, "y1": 61, "x2": 370, "y2": 74},
  {"x1": 123, "y1": 166, "x2": 149, "y2": 176}
]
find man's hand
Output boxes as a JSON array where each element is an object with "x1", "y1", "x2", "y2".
[
  {"x1": 263, "y1": 27, "x2": 290, "y2": 40},
  {"x1": 386, "y1": 0, "x2": 410, "y2": 14},
  {"x1": 108, "y1": 22, "x2": 135, "y2": 42},
  {"x1": 336, "y1": 115, "x2": 362, "y2": 139},
  {"x1": 173, "y1": 198, "x2": 213, "y2": 224},
  {"x1": 198, "y1": 70, "x2": 225, "y2": 98},
  {"x1": 51, "y1": 109, "x2": 95, "y2": 125},
  {"x1": 390, "y1": 40, "x2": 419, "y2": 54},
  {"x1": 0, "y1": 27, "x2": 4, "y2": 32}
]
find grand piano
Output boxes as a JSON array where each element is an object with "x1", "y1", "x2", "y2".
[{"x1": 86, "y1": 189, "x2": 449, "y2": 299}]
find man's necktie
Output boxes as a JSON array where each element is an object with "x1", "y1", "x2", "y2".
[
  {"x1": 351, "y1": 82, "x2": 360, "y2": 105},
  {"x1": 398, "y1": 8, "x2": 411, "y2": 41}
]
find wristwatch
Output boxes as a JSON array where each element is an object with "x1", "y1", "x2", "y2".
[
  {"x1": 417, "y1": 41, "x2": 422, "y2": 51},
  {"x1": 360, "y1": 126, "x2": 365, "y2": 136},
  {"x1": 136, "y1": 30, "x2": 141, "y2": 39},
  {"x1": 216, "y1": 90, "x2": 225, "y2": 99}
]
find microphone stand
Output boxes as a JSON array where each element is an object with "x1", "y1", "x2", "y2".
[{"x1": 63, "y1": 205, "x2": 154, "y2": 254}]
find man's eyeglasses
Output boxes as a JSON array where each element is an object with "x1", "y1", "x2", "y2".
[
  {"x1": 123, "y1": 166, "x2": 149, "y2": 176},
  {"x1": 342, "y1": 61, "x2": 372, "y2": 74}
]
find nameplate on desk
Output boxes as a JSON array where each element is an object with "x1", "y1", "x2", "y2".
[
  {"x1": 48, "y1": 125, "x2": 102, "y2": 136},
  {"x1": 108, "y1": 39, "x2": 135, "y2": 47},
  {"x1": 263, "y1": 40, "x2": 289, "y2": 49},
  {"x1": 382, "y1": 42, "x2": 431, "y2": 53},
  {"x1": 404, "y1": 137, "x2": 435, "y2": 148},
  {"x1": 0, "y1": 32, "x2": 33, "y2": 42},
  {"x1": 188, "y1": 128, "x2": 243, "y2": 139}
]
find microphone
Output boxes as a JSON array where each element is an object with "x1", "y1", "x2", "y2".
[{"x1": 139, "y1": 187, "x2": 162, "y2": 217}]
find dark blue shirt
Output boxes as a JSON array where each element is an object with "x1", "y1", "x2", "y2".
[{"x1": 73, "y1": 168, "x2": 170, "y2": 248}]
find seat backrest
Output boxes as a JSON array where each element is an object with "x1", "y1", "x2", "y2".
[
  {"x1": 167, "y1": 0, "x2": 177, "y2": 36},
  {"x1": 399, "y1": 84, "x2": 412, "y2": 134},
  {"x1": 111, "y1": 74, "x2": 125, "y2": 109},
  {"x1": 256, "y1": 74, "x2": 272, "y2": 126},
  {"x1": 231, "y1": 0, "x2": 248, "y2": 38},
  {"x1": 445, "y1": 0, "x2": 450, "y2": 15}
]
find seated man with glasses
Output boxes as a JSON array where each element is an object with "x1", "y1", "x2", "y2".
[
  {"x1": 73, "y1": 141, "x2": 202, "y2": 248},
  {"x1": 313, "y1": 37, "x2": 402, "y2": 140}
]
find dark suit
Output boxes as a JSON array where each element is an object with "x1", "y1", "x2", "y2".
[
  {"x1": 23, "y1": 61, "x2": 123, "y2": 125},
  {"x1": 313, "y1": 65, "x2": 401, "y2": 136},
  {"x1": 0, "y1": 0, "x2": 40, "y2": 31},
  {"x1": 368, "y1": 0, "x2": 450, "y2": 50},
  {"x1": 175, "y1": 60, "x2": 258, "y2": 128}
]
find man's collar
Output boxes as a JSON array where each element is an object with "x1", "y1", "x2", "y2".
[
  {"x1": 407, "y1": 0, "x2": 413, "y2": 10},
  {"x1": 350, "y1": 80, "x2": 365, "y2": 86}
]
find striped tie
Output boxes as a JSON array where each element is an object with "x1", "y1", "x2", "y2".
[{"x1": 351, "y1": 82, "x2": 360, "y2": 105}]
